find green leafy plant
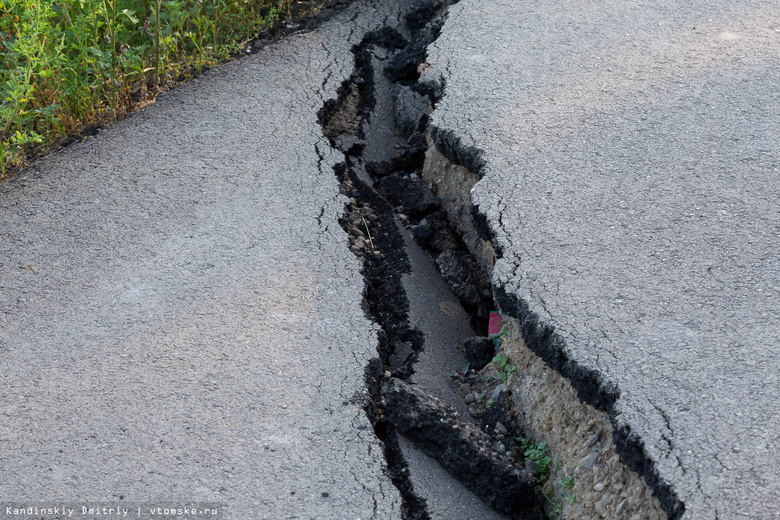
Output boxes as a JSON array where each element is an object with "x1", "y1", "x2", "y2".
[
  {"x1": 492, "y1": 354, "x2": 517, "y2": 382},
  {"x1": 528, "y1": 470, "x2": 577, "y2": 519},
  {"x1": 517, "y1": 437, "x2": 552, "y2": 480},
  {"x1": 493, "y1": 323, "x2": 510, "y2": 338},
  {"x1": 540, "y1": 485, "x2": 563, "y2": 518}
]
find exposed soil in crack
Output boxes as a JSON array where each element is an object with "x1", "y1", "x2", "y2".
[{"x1": 318, "y1": 12, "x2": 434, "y2": 519}]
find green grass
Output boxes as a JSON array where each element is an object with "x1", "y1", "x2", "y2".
[{"x1": 0, "y1": 0, "x2": 324, "y2": 177}]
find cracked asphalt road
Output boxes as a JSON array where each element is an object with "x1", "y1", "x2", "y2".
[
  {"x1": 424, "y1": 0, "x2": 779, "y2": 518},
  {"x1": 0, "y1": 2, "x2": 417, "y2": 518}
]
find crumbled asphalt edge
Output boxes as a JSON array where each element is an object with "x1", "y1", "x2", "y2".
[
  {"x1": 367, "y1": 1, "x2": 494, "y2": 335},
  {"x1": 386, "y1": 378, "x2": 541, "y2": 520},
  {"x1": 388, "y1": 9, "x2": 685, "y2": 519},
  {"x1": 317, "y1": 24, "x2": 432, "y2": 520},
  {"x1": 426, "y1": 127, "x2": 686, "y2": 520}
]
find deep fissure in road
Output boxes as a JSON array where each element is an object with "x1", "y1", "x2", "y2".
[{"x1": 318, "y1": 2, "x2": 682, "y2": 519}]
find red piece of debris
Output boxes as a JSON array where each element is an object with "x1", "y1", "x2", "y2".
[{"x1": 488, "y1": 312, "x2": 503, "y2": 336}]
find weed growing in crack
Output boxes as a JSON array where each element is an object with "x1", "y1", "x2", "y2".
[
  {"x1": 492, "y1": 323, "x2": 509, "y2": 338},
  {"x1": 491, "y1": 354, "x2": 517, "y2": 382},
  {"x1": 540, "y1": 485, "x2": 563, "y2": 517},
  {"x1": 518, "y1": 437, "x2": 552, "y2": 480},
  {"x1": 539, "y1": 481, "x2": 577, "y2": 519},
  {"x1": 525, "y1": 453, "x2": 578, "y2": 518}
]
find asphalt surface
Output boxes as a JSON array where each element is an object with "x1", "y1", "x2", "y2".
[
  {"x1": 423, "y1": 1, "x2": 779, "y2": 518},
  {"x1": 0, "y1": 2, "x2": 417, "y2": 518}
]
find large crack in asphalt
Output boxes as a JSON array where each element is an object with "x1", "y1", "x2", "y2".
[
  {"x1": 318, "y1": 2, "x2": 683, "y2": 519},
  {"x1": 317, "y1": 4, "x2": 541, "y2": 519}
]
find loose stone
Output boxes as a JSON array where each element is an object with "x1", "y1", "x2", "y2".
[
  {"x1": 349, "y1": 227, "x2": 365, "y2": 238},
  {"x1": 486, "y1": 368, "x2": 502, "y2": 381},
  {"x1": 579, "y1": 452, "x2": 598, "y2": 470}
]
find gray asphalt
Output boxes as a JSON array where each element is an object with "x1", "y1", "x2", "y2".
[
  {"x1": 0, "y1": 2, "x2": 416, "y2": 518},
  {"x1": 423, "y1": 1, "x2": 779, "y2": 518}
]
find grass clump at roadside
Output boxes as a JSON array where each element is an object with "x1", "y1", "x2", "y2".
[{"x1": 0, "y1": 0, "x2": 327, "y2": 178}]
